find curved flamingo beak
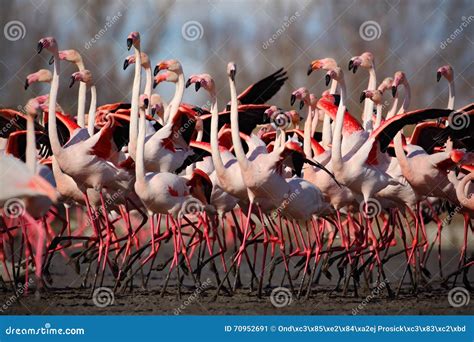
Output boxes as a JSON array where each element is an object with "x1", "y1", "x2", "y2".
[
  {"x1": 123, "y1": 59, "x2": 130, "y2": 70},
  {"x1": 69, "y1": 76, "x2": 76, "y2": 88},
  {"x1": 229, "y1": 68, "x2": 236, "y2": 81},
  {"x1": 126, "y1": 38, "x2": 133, "y2": 50},
  {"x1": 325, "y1": 74, "x2": 331, "y2": 86},
  {"x1": 24, "y1": 79, "x2": 30, "y2": 90},
  {"x1": 37, "y1": 41, "x2": 44, "y2": 54},
  {"x1": 360, "y1": 91, "x2": 366, "y2": 103},
  {"x1": 391, "y1": 86, "x2": 397, "y2": 97},
  {"x1": 437, "y1": 71, "x2": 442, "y2": 82},
  {"x1": 154, "y1": 62, "x2": 167, "y2": 76},
  {"x1": 290, "y1": 94, "x2": 296, "y2": 106}
]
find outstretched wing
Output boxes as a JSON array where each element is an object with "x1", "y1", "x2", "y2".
[{"x1": 237, "y1": 68, "x2": 288, "y2": 105}]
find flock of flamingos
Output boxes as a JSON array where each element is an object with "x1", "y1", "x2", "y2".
[{"x1": 0, "y1": 32, "x2": 473, "y2": 301}]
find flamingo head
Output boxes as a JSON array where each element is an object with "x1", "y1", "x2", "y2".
[
  {"x1": 37, "y1": 37, "x2": 57, "y2": 54},
  {"x1": 25, "y1": 98, "x2": 41, "y2": 118},
  {"x1": 186, "y1": 74, "x2": 215, "y2": 94},
  {"x1": 139, "y1": 94, "x2": 149, "y2": 110},
  {"x1": 153, "y1": 71, "x2": 178, "y2": 88},
  {"x1": 291, "y1": 87, "x2": 309, "y2": 109},
  {"x1": 25, "y1": 69, "x2": 52, "y2": 90},
  {"x1": 227, "y1": 62, "x2": 237, "y2": 80},
  {"x1": 348, "y1": 52, "x2": 374, "y2": 74},
  {"x1": 307, "y1": 57, "x2": 337, "y2": 75},
  {"x1": 391, "y1": 71, "x2": 407, "y2": 97},
  {"x1": 377, "y1": 77, "x2": 393, "y2": 93},
  {"x1": 326, "y1": 67, "x2": 343, "y2": 86},
  {"x1": 264, "y1": 105, "x2": 279, "y2": 118},
  {"x1": 123, "y1": 52, "x2": 149, "y2": 70},
  {"x1": 154, "y1": 59, "x2": 182, "y2": 76},
  {"x1": 69, "y1": 70, "x2": 93, "y2": 88},
  {"x1": 150, "y1": 94, "x2": 165, "y2": 117},
  {"x1": 360, "y1": 89, "x2": 383, "y2": 105},
  {"x1": 126, "y1": 31, "x2": 140, "y2": 50},
  {"x1": 437, "y1": 65, "x2": 453, "y2": 83},
  {"x1": 287, "y1": 110, "x2": 301, "y2": 126},
  {"x1": 58, "y1": 49, "x2": 83, "y2": 64}
]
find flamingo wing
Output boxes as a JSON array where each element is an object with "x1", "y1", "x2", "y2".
[{"x1": 236, "y1": 68, "x2": 288, "y2": 105}]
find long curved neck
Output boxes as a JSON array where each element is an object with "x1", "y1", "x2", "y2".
[
  {"x1": 321, "y1": 81, "x2": 338, "y2": 147},
  {"x1": 129, "y1": 43, "x2": 141, "y2": 152},
  {"x1": 386, "y1": 93, "x2": 399, "y2": 119},
  {"x1": 448, "y1": 79, "x2": 455, "y2": 110},
  {"x1": 331, "y1": 78, "x2": 346, "y2": 170},
  {"x1": 76, "y1": 61, "x2": 86, "y2": 128},
  {"x1": 48, "y1": 50, "x2": 62, "y2": 156},
  {"x1": 144, "y1": 65, "x2": 152, "y2": 98},
  {"x1": 26, "y1": 115, "x2": 36, "y2": 172},
  {"x1": 229, "y1": 76, "x2": 249, "y2": 170},
  {"x1": 167, "y1": 72, "x2": 184, "y2": 123},
  {"x1": 303, "y1": 106, "x2": 313, "y2": 158},
  {"x1": 374, "y1": 103, "x2": 382, "y2": 129},
  {"x1": 209, "y1": 90, "x2": 226, "y2": 174},
  {"x1": 135, "y1": 106, "x2": 146, "y2": 182},
  {"x1": 363, "y1": 66, "x2": 376, "y2": 131},
  {"x1": 87, "y1": 85, "x2": 97, "y2": 136},
  {"x1": 456, "y1": 173, "x2": 474, "y2": 209},
  {"x1": 397, "y1": 81, "x2": 411, "y2": 115},
  {"x1": 394, "y1": 132, "x2": 410, "y2": 175}
]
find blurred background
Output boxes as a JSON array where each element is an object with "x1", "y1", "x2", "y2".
[{"x1": 0, "y1": 0, "x2": 472, "y2": 117}]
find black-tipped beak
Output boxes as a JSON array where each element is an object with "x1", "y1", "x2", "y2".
[
  {"x1": 437, "y1": 71, "x2": 441, "y2": 82},
  {"x1": 229, "y1": 69, "x2": 236, "y2": 81},
  {"x1": 123, "y1": 59, "x2": 129, "y2": 70},
  {"x1": 69, "y1": 76, "x2": 76, "y2": 88},
  {"x1": 126, "y1": 38, "x2": 133, "y2": 50},
  {"x1": 154, "y1": 65, "x2": 160, "y2": 76},
  {"x1": 185, "y1": 78, "x2": 192, "y2": 88},
  {"x1": 24, "y1": 79, "x2": 29, "y2": 90},
  {"x1": 325, "y1": 74, "x2": 331, "y2": 86},
  {"x1": 151, "y1": 107, "x2": 156, "y2": 116},
  {"x1": 360, "y1": 92, "x2": 366, "y2": 103},
  {"x1": 48, "y1": 56, "x2": 54, "y2": 65},
  {"x1": 307, "y1": 64, "x2": 313, "y2": 76},
  {"x1": 195, "y1": 82, "x2": 201, "y2": 92},
  {"x1": 153, "y1": 80, "x2": 158, "y2": 89},
  {"x1": 37, "y1": 42, "x2": 43, "y2": 54},
  {"x1": 352, "y1": 65, "x2": 358, "y2": 74},
  {"x1": 391, "y1": 86, "x2": 397, "y2": 97},
  {"x1": 144, "y1": 98, "x2": 149, "y2": 108},
  {"x1": 348, "y1": 60, "x2": 353, "y2": 71},
  {"x1": 299, "y1": 101, "x2": 304, "y2": 110},
  {"x1": 290, "y1": 94, "x2": 296, "y2": 106}
]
